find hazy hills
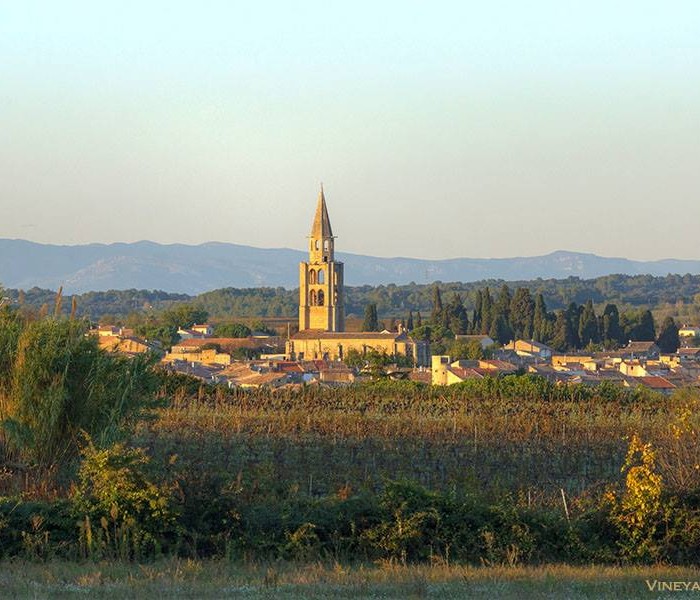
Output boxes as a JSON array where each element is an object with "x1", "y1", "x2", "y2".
[{"x1": 1, "y1": 239, "x2": 700, "y2": 295}]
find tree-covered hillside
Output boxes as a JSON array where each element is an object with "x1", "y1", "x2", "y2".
[{"x1": 4, "y1": 273, "x2": 700, "y2": 325}]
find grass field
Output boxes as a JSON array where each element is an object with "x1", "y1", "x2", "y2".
[{"x1": 0, "y1": 560, "x2": 696, "y2": 599}]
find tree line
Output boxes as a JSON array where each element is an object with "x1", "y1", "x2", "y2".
[
  {"x1": 365, "y1": 284, "x2": 681, "y2": 354},
  {"x1": 6, "y1": 273, "x2": 700, "y2": 323}
]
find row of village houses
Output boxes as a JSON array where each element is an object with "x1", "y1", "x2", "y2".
[{"x1": 91, "y1": 324, "x2": 700, "y2": 394}]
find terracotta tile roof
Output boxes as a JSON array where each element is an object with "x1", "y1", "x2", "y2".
[
  {"x1": 479, "y1": 360, "x2": 517, "y2": 371},
  {"x1": 448, "y1": 367, "x2": 484, "y2": 380},
  {"x1": 638, "y1": 376, "x2": 676, "y2": 389}
]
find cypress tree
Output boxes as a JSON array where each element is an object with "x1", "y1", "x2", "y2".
[
  {"x1": 447, "y1": 293, "x2": 469, "y2": 335},
  {"x1": 578, "y1": 299, "x2": 600, "y2": 347},
  {"x1": 472, "y1": 289, "x2": 483, "y2": 334},
  {"x1": 406, "y1": 310, "x2": 414, "y2": 331},
  {"x1": 495, "y1": 285, "x2": 512, "y2": 323},
  {"x1": 551, "y1": 309, "x2": 575, "y2": 352},
  {"x1": 481, "y1": 288, "x2": 493, "y2": 334},
  {"x1": 601, "y1": 304, "x2": 623, "y2": 347},
  {"x1": 657, "y1": 316, "x2": 680, "y2": 353},
  {"x1": 532, "y1": 293, "x2": 548, "y2": 342},
  {"x1": 362, "y1": 303, "x2": 379, "y2": 332},
  {"x1": 638, "y1": 310, "x2": 656, "y2": 341},
  {"x1": 431, "y1": 286, "x2": 444, "y2": 326},
  {"x1": 510, "y1": 287, "x2": 535, "y2": 340},
  {"x1": 489, "y1": 313, "x2": 513, "y2": 346},
  {"x1": 565, "y1": 302, "x2": 582, "y2": 349}
]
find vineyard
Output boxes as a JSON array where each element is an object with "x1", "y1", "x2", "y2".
[
  {"x1": 140, "y1": 379, "x2": 669, "y2": 502},
  {"x1": 4, "y1": 342, "x2": 700, "y2": 568}
]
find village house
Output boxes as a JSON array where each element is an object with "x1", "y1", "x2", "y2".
[
  {"x1": 503, "y1": 339, "x2": 553, "y2": 360},
  {"x1": 99, "y1": 335, "x2": 161, "y2": 356},
  {"x1": 679, "y1": 325, "x2": 700, "y2": 339},
  {"x1": 431, "y1": 355, "x2": 518, "y2": 385}
]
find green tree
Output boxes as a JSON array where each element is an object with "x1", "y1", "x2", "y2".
[
  {"x1": 161, "y1": 304, "x2": 209, "y2": 330},
  {"x1": 471, "y1": 289, "x2": 483, "y2": 334},
  {"x1": 214, "y1": 322, "x2": 252, "y2": 338},
  {"x1": 551, "y1": 310, "x2": 575, "y2": 352},
  {"x1": 656, "y1": 316, "x2": 680, "y2": 353},
  {"x1": 489, "y1": 313, "x2": 513, "y2": 346},
  {"x1": 532, "y1": 293, "x2": 549, "y2": 342},
  {"x1": 448, "y1": 338, "x2": 491, "y2": 360},
  {"x1": 510, "y1": 287, "x2": 535, "y2": 340},
  {"x1": 638, "y1": 309, "x2": 657, "y2": 341},
  {"x1": 446, "y1": 293, "x2": 469, "y2": 335},
  {"x1": 495, "y1": 285, "x2": 512, "y2": 323},
  {"x1": 565, "y1": 302, "x2": 582, "y2": 349},
  {"x1": 431, "y1": 285, "x2": 443, "y2": 323},
  {"x1": 623, "y1": 309, "x2": 656, "y2": 342},
  {"x1": 601, "y1": 304, "x2": 624, "y2": 348},
  {"x1": 406, "y1": 310, "x2": 414, "y2": 331},
  {"x1": 481, "y1": 287, "x2": 493, "y2": 334},
  {"x1": 362, "y1": 303, "x2": 380, "y2": 332},
  {"x1": 578, "y1": 299, "x2": 600, "y2": 347}
]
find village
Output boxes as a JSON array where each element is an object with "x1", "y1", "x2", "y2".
[
  {"x1": 85, "y1": 188, "x2": 700, "y2": 396},
  {"x1": 90, "y1": 319, "x2": 700, "y2": 395}
]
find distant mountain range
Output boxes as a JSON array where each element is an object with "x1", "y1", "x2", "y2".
[{"x1": 1, "y1": 239, "x2": 700, "y2": 295}]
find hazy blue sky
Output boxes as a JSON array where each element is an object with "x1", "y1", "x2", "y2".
[{"x1": 2, "y1": 1, "x2": 699, "y2": 259}]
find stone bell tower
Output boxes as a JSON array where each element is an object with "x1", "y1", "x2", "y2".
[{"x1": 298, "y1": 186, "x2": 344, "y2": 332}]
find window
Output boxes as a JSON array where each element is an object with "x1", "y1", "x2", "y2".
[
  {"x1": 310, "y1": 290, "x2": 317, "y2": 306},
  {"x1": 324, "y1": 240, "x2": 329, "y2": 251},
  {"x1": 318, "y1": 290, "x2": 325, "y2": 306},
  {"x1": 317, "y1": 269, "x2": 324, "y2": 284},
  {"x1": 309, "y1": 269, "x2": 316, "y2": 285},
  {"x1": 315, "y1": 239, "x2": 320, "y2": 250}
]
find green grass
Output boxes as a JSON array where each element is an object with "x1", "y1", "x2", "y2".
[{"x1": 1, "y1": 560, "x2": 698, "y2": 599}]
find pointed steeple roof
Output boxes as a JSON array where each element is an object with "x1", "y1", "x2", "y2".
[{"x1": 311, "y1": 184, "x2": 333, "y2": 238}]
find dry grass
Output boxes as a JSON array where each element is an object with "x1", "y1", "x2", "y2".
[{"x1": 0, "y1": 559, "x2": 697, "y2": 599}]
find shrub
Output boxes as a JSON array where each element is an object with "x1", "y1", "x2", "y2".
[{"x1": 71, "y1": 440, "x2": 177, "y2": 560}]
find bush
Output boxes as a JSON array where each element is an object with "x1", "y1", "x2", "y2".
[
  {"x1": 71, "y1": 440, "x2": 177, "y2": 560},
  {"x1": 1, "y1": 318, "x2": 158, "y2": 468}
]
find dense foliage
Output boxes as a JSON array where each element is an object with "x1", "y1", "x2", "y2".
[
  {"x1": 1, "y1": 300, "x2": 700, "y2": 566},
  {"x1": 0, "y1": 306, "x2": 159, "y2": 468},
  {"x1": 7, "y1": 273, "x2": 700, "y2": 324},
  {"x1": 2, "y1": 378, "x2": 700, "y2": 565}
]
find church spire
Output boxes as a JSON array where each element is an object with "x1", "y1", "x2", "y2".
[{"x1": 311, "y1": 184, "x2": 333, "y2": 239}]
